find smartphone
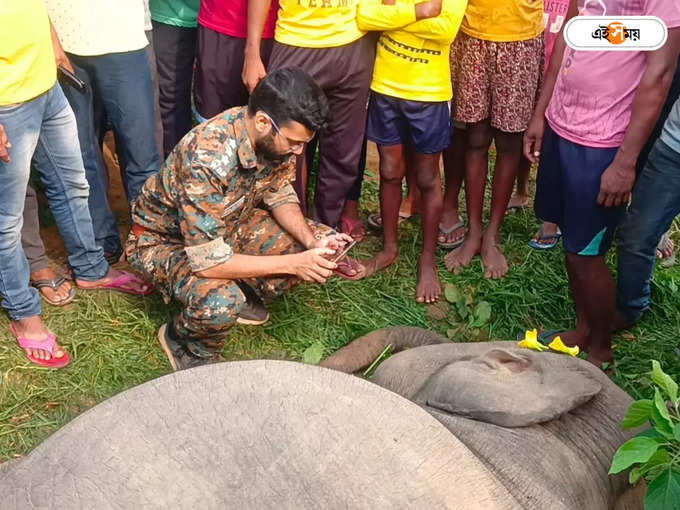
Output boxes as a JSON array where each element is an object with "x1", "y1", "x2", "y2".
[
  {"x1": 332, "y1": 240, "x2": 356, "y2": 263},
  {"x1": 58, "y1": 65, "x2": 86, "y2": 92}
]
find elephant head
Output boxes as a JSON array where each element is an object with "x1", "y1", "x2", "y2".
[{"x1": 322, "y1": 327, "x2": 645, "y2": 510}]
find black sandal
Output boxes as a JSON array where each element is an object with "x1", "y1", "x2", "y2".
[{"x1": 31, "y1": 275, "x2": 76, "y2": 306}]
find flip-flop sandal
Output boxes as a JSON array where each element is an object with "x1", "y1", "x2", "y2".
[
  {"x1": 31, "y1": 275, "x2": 76, "y2": 306},
  {"x1": 338, "y1": 216, "x2": 365, "y2": 243},
  {"x1": 9, "y1": 323, "x2": 71, "y2": 369},
  {"x1": 528, "y1": 227, "x2": 562, "y2": 250},
  {"x1": 78, "y1": 271, "x2": 154, "y2": 296},
  {"x1": 505, "y1": 203, "x2": 529, "y2": 215},
  {"x1": 657, "y1": 232, "x2": 676, "y2": 268},
  {"x1": 438, "y1": 217, "x2": 466, "y2": 249},
  {"x1": 366, "y1": 211, "x2": 417, "y2": 230},
  {"x1": 334, "y1": 256, "x2": 367, "y2": 281}
]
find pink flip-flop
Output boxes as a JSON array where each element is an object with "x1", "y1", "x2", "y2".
[
  {"x1": 9, "y1": 323, "x2": 71, "y2": 369},
  {"x1": 81, "y1": 271, "x2": 154, "y2": 296},
  {"x1": 334, "y1": 257, "x2": 367, "y2": 281}
]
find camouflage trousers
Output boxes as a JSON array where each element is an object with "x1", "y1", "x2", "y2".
[{"x1": 126, "y1": 208, "x2": 333, "y2": 349}]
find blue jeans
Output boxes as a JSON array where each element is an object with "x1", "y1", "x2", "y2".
[
  {"x1": 0, "y1": 84, "x2": 109, "y2": 320},
  {"x1": 59, "y1": 63, "x2": 121, "y2": 255},
  {"x1": 66, "y1": 49, "x2": 161, "y2": 248},
  {"x1": 617, "y1": 139, "x2": 680, "y2": 323}
]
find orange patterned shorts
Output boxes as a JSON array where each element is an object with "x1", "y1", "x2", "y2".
[{"x1": 450, "y1": 32, "x2": 545, "y2": 133}]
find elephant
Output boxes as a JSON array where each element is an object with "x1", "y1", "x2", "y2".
[
  {"x1": 0, "y1": 359, "x2": 535, "y2": 509},
  {"x1": 321, "y1": 326, "x2": 645, "y2": 510},
  {"x1": 0, "y1": 329, "x2": 644, "y2": 509}
]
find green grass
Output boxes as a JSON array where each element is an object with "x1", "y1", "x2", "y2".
[{"x1": 1, "y1": 163, "x2": 679, "y2": 462}]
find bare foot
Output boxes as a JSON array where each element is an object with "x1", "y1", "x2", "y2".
[
  {"x1": 31, "y1": 267, "x2": 73, "y2": 303},
  {"x1": 75, "y1": 268, "x2": 151, "y2": 294},
  {"x1": 360, "y1": 249, "x2": 398, "y2": 278},
  {"x1": 587, "y1": 345, "x2": 614, "y2": 368},
  {"x1": 481, "y1": 235, "x2": 509, "y2": 279},
  {"x1": 416, "y1": 255, "x2": 441, "y2": 303},
  {"x1": 506, "y1": 193, "x2": 529, "y2": 211},
  {"x1": 444, "y1": 232, "x2": 482, "y2": 273},
  {"x1": 11, "y1": 316, "x2": 67, "y2": 361}
]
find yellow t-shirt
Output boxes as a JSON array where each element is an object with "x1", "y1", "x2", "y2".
[
  {"x1": 358, "y1": 0, "x2": 467, "y2": 102},
  {"x1": 0, "y1": 0, "x2": 56, "y2": 106},
  {"x1": 462, "y1": 0, "x2": 544, "y2": 42},
  {"x1": 275, "y1": 0, "x2": 365, "y2": 48}
]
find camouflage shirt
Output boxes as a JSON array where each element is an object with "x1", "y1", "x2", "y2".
[{"x1": 131, "y1": 106, "x2": 300, "y2": 272}]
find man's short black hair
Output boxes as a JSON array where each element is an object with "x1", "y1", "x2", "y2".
[{"x1": 248, "y1": 67, "x2": 329, "y2": 133}]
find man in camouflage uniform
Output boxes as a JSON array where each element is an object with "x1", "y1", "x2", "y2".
[{"x1": 126, "y1": 68, "x2": 359, "y2": 370}]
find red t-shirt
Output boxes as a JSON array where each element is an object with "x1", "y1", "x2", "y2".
[{"x1": 198, "y1": 0, "x2": 279, "y2": 39}]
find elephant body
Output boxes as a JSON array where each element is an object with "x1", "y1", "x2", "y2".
[
  {"x1": 0, "y1": 327, "x2": 644, "y2": 509},
  {"x1": 0, "y1": 360, "x2": 524, "y2": 509}
]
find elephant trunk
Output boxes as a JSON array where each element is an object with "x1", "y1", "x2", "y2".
[{"x1": 320, "y1": 326, "x2": 449, "y2": 373}]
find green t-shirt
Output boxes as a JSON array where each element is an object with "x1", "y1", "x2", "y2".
[{"x1": 150, "y1": 0, "x2": 199, "y2": 28}]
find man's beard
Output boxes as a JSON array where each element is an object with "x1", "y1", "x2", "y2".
[{"x1": 255, "y1": 133, "x2": 288, "y2": 166}]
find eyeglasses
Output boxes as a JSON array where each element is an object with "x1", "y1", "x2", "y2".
[{"x1": 261, "y1": 112, "x2": 313, "y2": 152}]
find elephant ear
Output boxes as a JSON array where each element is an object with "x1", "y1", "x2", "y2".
[{"x1": 415, "y1": 348, "x2": 602, "y2": 427}]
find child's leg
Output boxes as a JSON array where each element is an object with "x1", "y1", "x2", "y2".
[
  {"x1": 508, "y1": 155, "x2": 531, "y2": 210},
  {"x1": 363, "y1": 144, "x2": 406, "y2": 275},
  {"x1": 481, "y1": 129, "x2": 522, "y2": 279},
  {"x1": 444, "y1": 120, "x2": 493, "y2": 272},
  {"x1": 403, "y1": 145, "x2": 422, "y2": 217},
  {"x1": 413, "y1": 152, "x2": 443, "y2": 303},
  {"x1": 439, "y1": 127, "x2": 467, "y2": 246}
]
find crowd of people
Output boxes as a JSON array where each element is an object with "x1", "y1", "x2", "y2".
[{"x1": 1, "y1": 0, "x2": 679, "y2": 371}]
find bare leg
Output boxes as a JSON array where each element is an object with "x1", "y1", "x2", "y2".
[
  {"x1": 363, "y1": 144, "x2": 406, "y2": 275},
  {"x1": 403, "y1": 144, "x2": 422, "y2": 217},
  {"x1": 481, "y1": 130, "x2": 521, "y2": 279},
  {"x1": 564, "y1": 253, "x2": 615, "y2": 366},
  {"x1": 445, "y1": 121, "x2": 492, "y2": 272},
  {"x1": 413, "y1": 151, "x2": 443, "y2": 303},
  {"x1": 439, "y1": 128, "x2": 467, "y2": 246},
  {"x1": 508, "y1": 156, "x2": 531, "y2": 210}
]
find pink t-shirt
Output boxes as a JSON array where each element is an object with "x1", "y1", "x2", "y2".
[
  {"x1": 198, "y1": 0, "x2": 279, "y2": 39},
  {"x1": 546, "y1": 0, "x2": 680, "y2": 148},
  {"x1": 543, "y1": 0, "x2": 571, "y2": 71}
]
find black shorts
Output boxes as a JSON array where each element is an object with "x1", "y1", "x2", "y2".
[
  {"x1": 366, "y1": 92, "x2": 451, "y2": 154},
  {"x1": 535, "y1": 124, "x2": 626, "y2": 256}
]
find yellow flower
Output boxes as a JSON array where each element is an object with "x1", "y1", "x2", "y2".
[
  {"x1": 518, "y1": 329, "x2": 549, "y2": 352},
  {"x1": 548, "y1": 336, "x2": 579, "y2": 357}
]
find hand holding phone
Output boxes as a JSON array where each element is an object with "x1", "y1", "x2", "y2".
[{"x1": 332, "y1": 239, "x2": 356, "y2": 263}]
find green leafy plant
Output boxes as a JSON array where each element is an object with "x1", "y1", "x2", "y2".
[
  {"x1": 609, "y1": 360, "x2": 680, "y2": 510},
  {"x1": 440, "y1": 283, "x2": 492, "y2": 341}
]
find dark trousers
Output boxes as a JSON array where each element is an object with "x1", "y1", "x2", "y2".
[
  {"x1": 152, "y1": 21, "x2": 197, "y2": 158},
  {"x1": 194, "y1": 25, "x2": 273, "y2": 119},
  {"x1": 68, "y1": 49, "x2": 161, "y2": 206},
  {"x1": 268, "y1": 36, "x2": 375, "y2": 227},
  {"x1": 21, "y1": 185, "x2": 49, "y2": 274},
  {"x1": 60, "y1": 60, "x2": 121, "y2": 255}
]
